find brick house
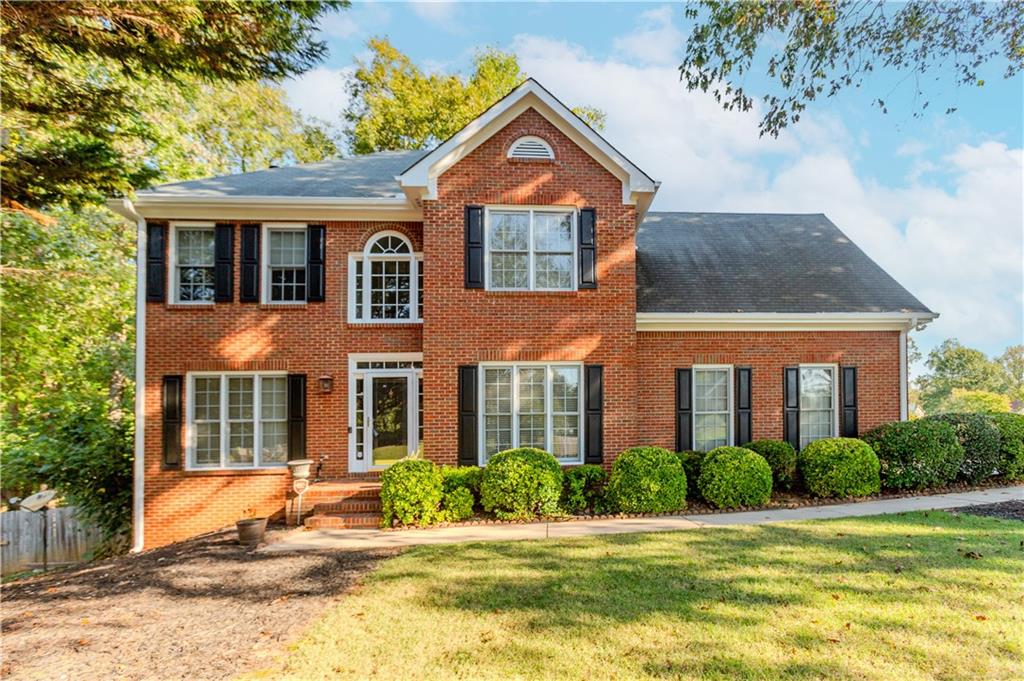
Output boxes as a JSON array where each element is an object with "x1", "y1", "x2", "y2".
[{"x1": 109, "y1": 80, "x2": 935, "y2": 549}]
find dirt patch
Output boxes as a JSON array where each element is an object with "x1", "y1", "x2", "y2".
[
  {"x1": 0, "y1": 526, "x2": 397, "y2": 680},
  {"x1": 955, "y1": 500, "x2": 1024, "y2": 522}
]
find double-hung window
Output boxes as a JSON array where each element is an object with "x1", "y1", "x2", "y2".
[
  {"x1": 349, "y1": 232, "x2": 423, "y2": 322},
  {"x1": 799, "y1": 365, "x2": 837, "y2": 448},
  {"x1": 172, "y1": 224, "x2": 216, "y2": 303},
  {"x1": 485, "y1": 208, "x2": 575, "y2": 291},
  {"x1": 187, "y1": 373, "x2": 288, "y2": 469},
  {"x1": 264, "y1": 225, "x2": 306, "y2": 303},
  {"x1": 480, "y1": 363, "x2": 582, "y2": 464},
  {"x1": 693, "y1": 365, "x2": 733, "y2": 452}
]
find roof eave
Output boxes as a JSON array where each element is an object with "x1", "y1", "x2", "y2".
[
  {"x1": 636, "y1": 311, "x2": 939, "y2": 332},
  {"x1": 119, "y1": 194, "x2": 421, "y2": 221}
]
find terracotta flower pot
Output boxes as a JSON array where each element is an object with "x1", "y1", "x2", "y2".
[{"x1": 236, "y1": 517, "x2": 268, "y2": 545}]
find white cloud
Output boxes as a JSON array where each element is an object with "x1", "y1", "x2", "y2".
[
  {"x1": 611, "y1": 5, "x2": 684, "y2": 66},
  {"x1": 409, "y1": 1, "x2": 458, "y2": 28},
  {"x1": 283, "y1": 66, "x2": 353, "y2": 123},
  {"x1": 319, "y1": 13, "x2": 359, "y2": 40}
]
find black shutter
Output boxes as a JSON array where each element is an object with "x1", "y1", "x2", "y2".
[
  {"x1": 214, "y1": 223, "x2": 234, "y2": 303},
  {"x1": 240, "y1": 224, "x2": 260, "y2": 303},
  {"x1": 841, "y1": 366, "x2": 858, "y2": 437},
  {"x1": 458, "y1": 366, "x2": 478, "y2": 466},
  {"x1": 584, "y1": 365, "x2": 604, "y2": 464},
  {"x1": 783, "y1": 367, "x2": 800, "y2": 450},
  {"x1": 578, "y1": 208, "x2": 597, "y2": 289},
  {"x1": 146, "y1": 222, "x2": 166, "y2": 303},
  {"x1": 287, "y1": 374, "x2": 306, "y2": 461},
  {"x1": 675, "y1": 368, "x2": 693, "y2": 452},
  {"x1": 162, "y1": 375, "x2": 182, "y2": 470},
  {"x1": 735, "y1": 367, "x2": 753, "y2": 446},
  {"x1": 464, "y1": 205, "x2": 484, "y2": 288},
  {"x1": 307, "y1": 225, "x2": 326, "y2": 302}
]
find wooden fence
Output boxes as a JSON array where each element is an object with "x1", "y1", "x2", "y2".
[{"x1": 1, "y1": 507, "x2": 103, "y2": 576}]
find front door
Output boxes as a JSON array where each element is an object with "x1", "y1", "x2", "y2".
[
  {"x1": 371, "y1": 375, "x2": 408, "y2": 467},
  {"x1": 350, "y1": 357, "x2": 422, "y2": 472}
]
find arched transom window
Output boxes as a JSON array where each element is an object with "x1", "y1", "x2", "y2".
[{"x1": 348, "y1": 232, "x2": 423, "y2": 322}]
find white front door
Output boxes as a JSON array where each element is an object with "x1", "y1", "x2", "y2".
[{"x1": 349, "y1": 355, "x2": 422, "y2": 472}]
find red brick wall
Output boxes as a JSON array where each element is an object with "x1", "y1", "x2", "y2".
[
  {"x1": 143, "y1": 220, "x2": 422, "y2": 547},
  {"x1": 636, "y1": 330, "x2": 902, "y2": 449},
  {"x1": 420, "y1": 108, "x2": 639, "y2": 465}
]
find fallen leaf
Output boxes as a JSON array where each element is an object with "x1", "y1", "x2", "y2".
[
  {"x1": 964, "y1": 551, "x2": 982, "y2": 560},
  {"x1": 844, "y1": 622, "x2": 851, "y2": 629},
  {"x1": 894, "y1": 565, "x2": 904, "y2": 574},
  {"x1": 974, "y1": 614, "x2": 987, "y2": 621},
  {"x1": 827, "y1": 637, "x2": 841, "y2": 643},
  {"x1": 831, "y1": 594, "x2": 841, "y2": 600}
]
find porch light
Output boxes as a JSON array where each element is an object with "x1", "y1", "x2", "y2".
[{"x1": 318, "y1": 374, "x2": 334, "y2": 393}]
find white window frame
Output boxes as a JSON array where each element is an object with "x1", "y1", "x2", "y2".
[
  {"x1": 483, "y1": 206, "x2": 577, "y2": 292},
  {"x1": 507, "y1": 135, "x2": 555, "y2": 160},
  {"x1": 261, "y1": 223, "x2": 307, "y2": 305},
  {"x1": 347, "y1": 231, "x2": 423, "y2": 324},
  {"x1": 184, "y1": 371, "x2": 290, "y2": 470},
  {"x1": 169, "y1": 222, "x2": 217, "y2": 305},
  {"x1": 347, "y1": 353, "x2": 423, "y2": 473},
  {"x1": 692, "y1": 364, "x2": 734, "y2": 452},
  {"x1": 478, "y1": 361, "x2": 584, "y2": 466},
  {"x1": 798, "y1": 363, "x2": 840, "y2": 448}
]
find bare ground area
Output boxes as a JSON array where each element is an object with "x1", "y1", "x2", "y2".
[
  {"x1": 956, "y1": 499, "x2": 1024, "y2": 522},
  {"x1": 1, "y1": 527, "x2": 396, "y2": 681}
]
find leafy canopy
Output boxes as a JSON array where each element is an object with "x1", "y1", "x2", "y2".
[
  {"x1": 345, "y1": 38, "x2": 605, "y2": 154},
  {"x1": 681, "y1": 1, "x2": 1024, "y2": 137},
  {"x1": 940, "y1": 389, "x2": 1012, "y2": 414},
  {"x1": 916, "y1": 339, "x2": 1008, "y2": 414}
]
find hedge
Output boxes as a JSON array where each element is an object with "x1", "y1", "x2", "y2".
[
  {"x1": 479, "y1": 448, "x2": 563, "y2": 520},
  {"x1": 562, "y1": 464, "x2": 607, "y2": 513},
  {"x1": 744, "y1": 440, "x2": 798, "y2": 490},
  {"x1": 380, "y1": 458, "x2": 443, "y2": 527},
  {"x1": 988, "y1": 412, "x2": 1024, "y2": 481},
  {"x1": 675, "y1": 450, "x2": 705, "y2": 500},
  {"x1": 925, "y1": 413, "x2": 1001, "y2": 483},
  {"x1": 697, "y1": 446, "x2": 772, "y2": 509},
  {"x1": 605, "y1": 447, "x2": 687, "y2": 513},
  {"x1": 798, "y1": 438, "x2": 880, "y2": 498},
  {"x1": 862, "y1": 419, "x2": 963, "y2": 490}
]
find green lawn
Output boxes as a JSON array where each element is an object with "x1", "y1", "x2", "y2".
[{"x1": 259, "y1": 512, "x2": 1023, "y2": 680}]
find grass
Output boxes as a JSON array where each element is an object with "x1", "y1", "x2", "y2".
[{"x1": 256, "y1": 512, "x2": 1023, "y2": 680}]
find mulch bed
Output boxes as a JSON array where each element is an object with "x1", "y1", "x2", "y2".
[
  {"x1": 954, "y1": 500, "x2": 1024, "y2": 522},
  {"x1": 0, "y1": 525, "x2": 397, "y2": 681}
]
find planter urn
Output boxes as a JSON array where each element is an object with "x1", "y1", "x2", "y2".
[
  {"x1": 236, "y1": 517, "x2": 268, "y2": 545},
  {"x1": 287, "y1": 458, "x2": 314, "y2": 480}
]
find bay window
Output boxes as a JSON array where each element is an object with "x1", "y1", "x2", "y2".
[{"x1": 485, "y1": 208, "x2": 576, "y2": 291}]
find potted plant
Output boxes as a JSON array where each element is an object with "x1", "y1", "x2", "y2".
[{"x1": 236, "y1": 507, "x2": 268, "y2": 546}]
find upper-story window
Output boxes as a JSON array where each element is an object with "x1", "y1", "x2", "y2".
[
  {"x1": 348, "y1": 231, "x2": 423, "y2": 323},
  {"x1": 507, "y1": 136, "x2": 555, "y2": 160},
  {"x1": 171, "y1": 224, "x2": 216, "y2": 304},
  {"x1": 485, "y1": 208, "x2": 576, "y2": 291},
  {"x1": 263, "y1": 224, "x2": 307, "y2": 304}
]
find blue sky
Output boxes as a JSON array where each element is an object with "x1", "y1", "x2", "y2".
[{"x1": 284, "y1": 2, "x2": 1024, "y2": 369}]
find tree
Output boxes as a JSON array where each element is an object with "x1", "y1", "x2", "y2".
[
  {"x1": 1, "y1": 0, "x2": 346, "y2": 207},
  {"x1": 345, "y1": 39, "x2": 605, "y2": 154},
  {"x1": 997, "y1": 345, "x2": 1024, "y2": 404},
  {"x1": 681, "y1": 1, "x2": 1024, "y2": 137},
  {"x1": 916, "y1": 339, "x2": 1006, "y2": 414},
  {"x1": 940, "y1": 389, "x2": 1012, "y2": 414}
]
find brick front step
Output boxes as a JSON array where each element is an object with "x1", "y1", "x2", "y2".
[
  {"x1": 313, "y1": 498, "x2": 383, "y2": 514},
  {"x1": 288, "y1": 478, "x2": 383, "y2": 526},
  {"x1": 304, "y1": 513, "x2": 382, "y2": 529}
]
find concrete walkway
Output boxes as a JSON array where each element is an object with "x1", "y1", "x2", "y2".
[{"x1": 260, "y1": 485, "x2": 1022, "y2": 553}]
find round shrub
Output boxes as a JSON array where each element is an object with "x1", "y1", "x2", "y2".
[
  {"x1": 562, "y1": 464, "x2": 607, "y2": 514},
  {"x1": 988, "y1": 412, "x2": 1024, "y2": 481},
  {"x1": 862, "y1": 420, "x2": 963, "y2": 489},
  {"x1": 697, "y1": 446, "x2": 772, "y2": 509},
  {"x1": 440, "y1": 465, "x2": 482, "y2": 497},
  {"x1": 441, "y1": 487, "x2": 475, "y2": 522},
  {"x1": 605, "y1": 447, "x2": 687, "y2": 513},
  {"x1": 380, "y1": 458, "x2": 443, "y2": 527},
  {"x1": 925, "y1": 413, "x2": 1001, "y2": 483},
  {"x1": 674, "y1": 450, "x2": 705, "y2": 500},
  {"x1": 798, "y1": 438, "x2": 880, "y2": 498},
  {"x1": 479, "y1": 448, "x2": 563, "y2": 520},
  {"x1": 744, "y1": 440, "x2": 798, "y2": 490}
]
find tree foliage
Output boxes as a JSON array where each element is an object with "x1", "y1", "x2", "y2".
[
  {"x1": 681, "y1": 1, "x2": 1024, "y2": 137},
  {"x1": 344, "y1": 38, "x2": 605, "y2": 154},
  {"x1": 997, "y1": 345, "x2": 1024, "y2": 404},
  {"x1": 1, "y1": 0, "x2": 346, "y2": 207},
  {"x1": 916, "y1": 339, "x2": 1007, "y2": 415},
  {"x1": 940, "y1": 389, "x2": 1012, "y2": 414}
]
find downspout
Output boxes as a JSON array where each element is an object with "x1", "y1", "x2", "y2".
[
  {"x1": 109, "y1": 198, "x2": 147, "y2": 552},
  {"x1": 899, "y1": 328, "x2": 909, "y2": 421}
]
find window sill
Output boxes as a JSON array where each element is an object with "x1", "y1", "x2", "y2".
[
  {"x1": 482, "y1": 290, "x2": 581, "y2": 297},
  {"x1": 180, "y1": 467, "x2": 289, "y2": 476},
  {"x1": 259, "y1": 303, "x2": 307, "y2": 310},
  {"x1": 164, "y1": 303, "x2": 217, "y2": 310},
  {"x1": 348, "y1": 320, "x2": 423, "y2": 328}
]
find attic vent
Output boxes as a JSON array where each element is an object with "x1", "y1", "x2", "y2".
[{"x1": 508, "y1": 136, "x2": 554, "y2": 160}]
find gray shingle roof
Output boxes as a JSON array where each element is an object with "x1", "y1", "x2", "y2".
[
  {"x1": 136, "y1": 150, "x2": 427, "y2": 199},
  {"x1": 637, "y1": 212, "x2": 932, "y2": 314}
]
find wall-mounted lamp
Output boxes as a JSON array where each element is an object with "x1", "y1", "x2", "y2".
[{"x1": 318, "y1": 374, "x2": 334, "y2": 393}]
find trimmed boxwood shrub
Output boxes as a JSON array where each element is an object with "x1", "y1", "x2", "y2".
[
  {"x1": 605, "y1": 447, "x2": 687, "y2": 513},
  {"x1": 675, "y1": 450, "x2": 705, "y2": 500},
  {"x1": 798, "y1": 438, "x2": 880, "y2": 498},
  {"x1": 697, "y1": 446, "x2": 772, "y2": 509},
  {"x1": 925, "y1": 413, "x2": 1001, "y2": 483},
  {"x1": 441, "y1": 487, "x2": 475, "y2": 522},
  {"x1": 988, "y1": 412, "x2": 1024, "y2": 481},
  {"x1": 380, "y1": 458, "x2": 443, "y2": 527},
  {"x1": 744, "y1": 440, "x2": 798, "y2": 490},
  {"x1": 480, "y1": 448, "x2": 563, "y2": 520},
  {"x1": 862, "y1": 419, "x2": 963, "y2": 490},
  {"x1": 562, "y1": 464, "x2": 607, "y2": 513}
]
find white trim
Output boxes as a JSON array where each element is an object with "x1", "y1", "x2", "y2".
[
  {"x1": 347, "y1": 353, "x2": 424, "y2": 473},
  {"x1": 168, "y1": 222, "x2": 217, "y2": 305},
  {"x1": 113, "y1": 196, "x2": 421, "y2": 222},
  {"x1": 397, "y1": 79, "x2": 657, "y2": 214},
  {"x1": 347, "y1": 231, "x2": 424, "y2": 324},
  {"x1": 636, "y1": 312, "x2": 939, "y2": 332},
  {"x1": 261, "y1": 223, "x2": 308, "y2": 306},
  {"x1": 797, "y1": 363, "x2": 840, "y2": 447},
  {"x1": 692, "y1": 364, "x2": 734, "y2": 451},
  {"x1": 507, "y1": 135, "x2": 555, "y2": 160},
  {"x1": 899, "y1": 329, "x2": 909, "y2": 420},
  {"x1": 483, "y1": 206, "x2": 577, "y2": 292}
]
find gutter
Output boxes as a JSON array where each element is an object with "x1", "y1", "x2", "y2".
[
  {"x1": 636, "y1": 311, "x2": 939, "y2": 332},
  {"x1": 108, "y1": 198, "x2": 147, "y2": 553}
]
